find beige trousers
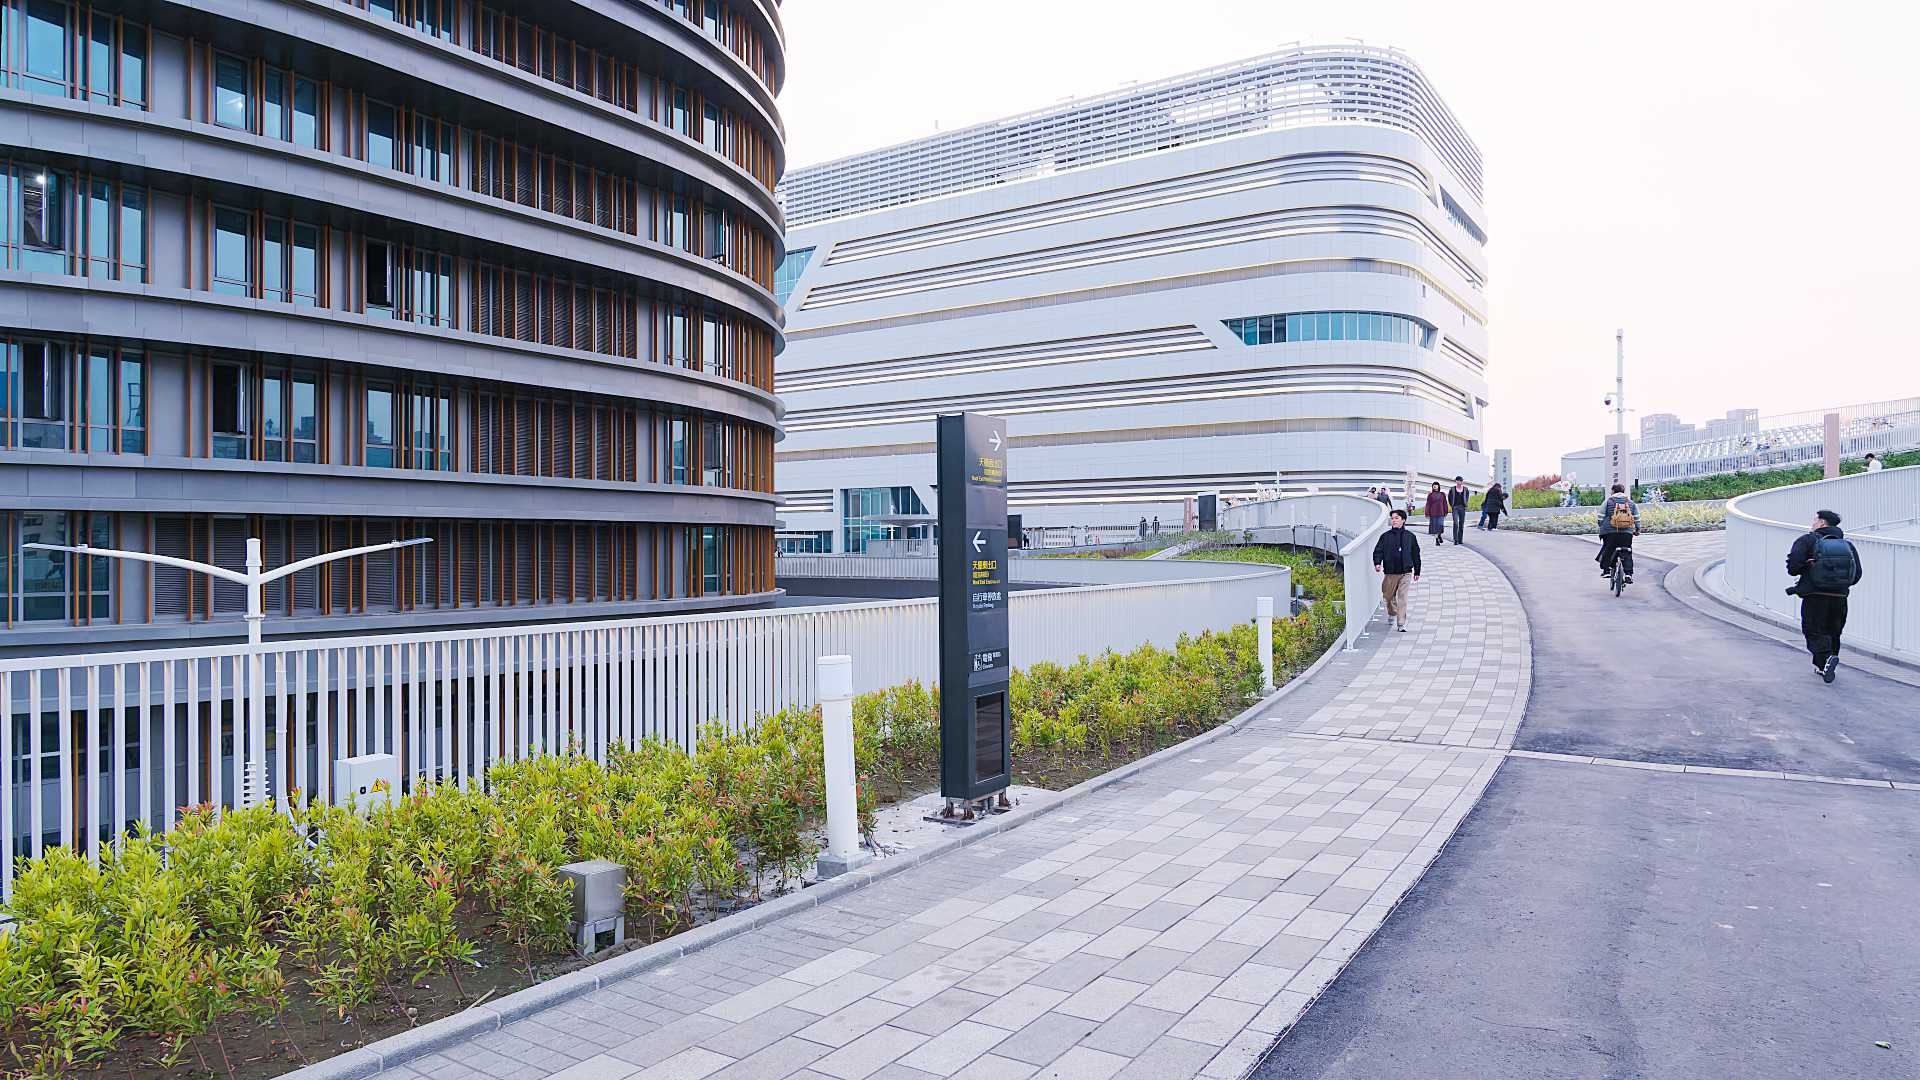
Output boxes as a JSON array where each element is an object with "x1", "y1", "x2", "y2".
[{"x1": 1382, "y1": 573, "x2": 1412, "y2": 627}]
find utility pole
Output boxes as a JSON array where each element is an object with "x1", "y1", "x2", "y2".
[{"x1": 1614, "y1": 328, "x2": 1627, "y2": 437}]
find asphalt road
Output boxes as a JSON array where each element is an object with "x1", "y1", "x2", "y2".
[
  {"x1": 1478, "y1": 530, "x2": 1920, "y2": 783},
  {"x1": 1251, "y1": 530, "x2": 1920, "y2": 1080},
  {"x1": 1253, "y1": 759, "x2": 1920, "y2": 1080}
]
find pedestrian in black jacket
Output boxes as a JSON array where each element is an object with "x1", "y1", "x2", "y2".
[
  {"x1": 1786, "y1": 509, "x2": 1864, "y2": 683},
  {"x1": 1371, "y1": 510, "x2": 1421, "y2": 632},
  {"x1": 1482, "y1": 484, "x2": 1508, "y2": 530},
  {"x1": 1447, "y1": 477, "x2": 1470, "y2": 546}
]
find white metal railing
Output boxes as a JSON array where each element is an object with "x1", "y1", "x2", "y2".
[
  {"x1": 775, "y1": 553, "x2": 1274, "y2": 586},
  {"x1": 0, "y1": 563, "x2": 1283, "y2": 900},
  {"x1": 1724, "y1": 464, "x2": 1920, "y2": 661},
  {"x1": 1221, "y1": 493, "x2": 1392, "y2": 649}
]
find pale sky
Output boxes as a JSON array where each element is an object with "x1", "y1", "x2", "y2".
[{"x1": 774, "y1": 0, "x2": 1920, "y2": 477}]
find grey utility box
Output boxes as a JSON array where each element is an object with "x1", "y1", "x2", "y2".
[{"x1": 558, "y1": 859, "x2": 627, "y2": 956}]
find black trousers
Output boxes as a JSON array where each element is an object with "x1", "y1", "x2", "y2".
[
  {"x1": 1801, "y1": 593, "x2": 1848, "y2": 667},
  {"x1": 1486, "y1": 511, "x2": 1502, "y2": 530},
  {"x1": 1597, "y1": 534, "x2": 1634, "y2": 576},
  {"x1": 1451, "y1": 508, "x2": 1466, "y2": 545}
]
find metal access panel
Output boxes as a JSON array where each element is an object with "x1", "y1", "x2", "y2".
[{"x1": 937, "y1": 412, "x2": 1011, "y2": 801}]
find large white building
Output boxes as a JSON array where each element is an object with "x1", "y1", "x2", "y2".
[{"x1": 772, "y1": 46, "x2": 1490, "y2": 552}]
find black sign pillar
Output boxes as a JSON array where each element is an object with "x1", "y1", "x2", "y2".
[{"x1": 937, "y1": 412, "x2": 1010, "y2": 805}]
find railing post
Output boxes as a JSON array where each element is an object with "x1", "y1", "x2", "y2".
[
  {"x1": 815, "y1": 654, "x2": 870, "y2": 880},
  {"x1": 1256, "y1": 596, "x2": 1275, "y2": 693},
  {"x1": 245, "y1": 537, "x2": 269, "y2": 811}
]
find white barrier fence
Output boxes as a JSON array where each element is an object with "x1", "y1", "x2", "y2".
[
  {"x1": 0, "y1": 562, "x2": 1283, "y2": 899},
  {"x1": 1724, "y1": 464, "x2": 1920, "y2": 661},
  {"x1": 1221, "y1": 493, "x2": 1391, "y2": 650}
]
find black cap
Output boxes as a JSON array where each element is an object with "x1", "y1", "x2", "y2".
[{"x1": 1453, "y1": 475, "x2": 1464, "y2": 482}]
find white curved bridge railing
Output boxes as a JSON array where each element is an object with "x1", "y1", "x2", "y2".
[
  {"x1": 1724, "y1": 464, "x2": 1920, "y2": 662},
  {"x1": 1221, "y1": 493, "x2": 1392, "y2": 650}
]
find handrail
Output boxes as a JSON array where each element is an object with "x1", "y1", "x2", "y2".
[{"x1": 1220, "y1": 493, "x2": 1391, "y2": 649}]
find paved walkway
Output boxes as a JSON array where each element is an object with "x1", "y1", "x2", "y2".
[
  {"x1": 371, "y1": 547, "x2": 1529, "y2": 1080},
  {"x1": 1291, "y1": 539, "x2": 1528, "y2": 748}
]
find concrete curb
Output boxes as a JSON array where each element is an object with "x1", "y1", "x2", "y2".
[
  {"x1": 279, "y1": 635, "x2": 1353, "y2": 1080},
  {"x1": 1677, "y1": 558, "x2": 1920, "y2": 678}
]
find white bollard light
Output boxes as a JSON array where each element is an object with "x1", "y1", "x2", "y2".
[
  {"x1": 1256, "y1": 596, "x2": 1275, "y2": 693},
  {"x1": 816, "y1": 655, "x2": 872, "y2": 879}
]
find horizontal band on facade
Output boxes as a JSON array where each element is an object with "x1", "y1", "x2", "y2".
[
  {"x1": 776, "y1": 415, "x2": 1481, "y2": 467},
  {"x1": 798, "y1": 204, "x2": 1485, "y2": 311},
  {"x1": 818, "y1": 152, "x2": 1435, "y2": 267},
  {"x1": 777, "y1": 325, "x2": 1213, "y2": 394},
  {"x1": 782, "y1": 256, "x2": 1487, "y2": 341},
  {"x1": 782, "y1": 363, "x2": 1475, "y2": 433}
]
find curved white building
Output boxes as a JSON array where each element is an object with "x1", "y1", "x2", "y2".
[{"x1": 773, "y1": 46, "x2": 1489, "y2": 551}]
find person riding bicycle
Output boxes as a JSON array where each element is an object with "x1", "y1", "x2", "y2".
[{"x1": 1597, "y1": 483, "x2": 1640, "y2": 584}]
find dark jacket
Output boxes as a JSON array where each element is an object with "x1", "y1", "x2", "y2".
[
  {"x1": 1447, "y1": 486, "x2": 1469, "y2": 511},
  {"x1": 1372, "y1": 527, "x2": 1421, "y2": 576},
  {"x1": 1423, "y1": 490, "x2": 1450, "y2": 518},
  {"x1": 1787, "y1": 526, "x2": 1863, "y2": 596},
  {"x1": 1374, "y1": 491, "x2": 1393, "y2": 508},
  {"x1": 1483, "y1": 488, "x2": 1507, "y2": 514}
]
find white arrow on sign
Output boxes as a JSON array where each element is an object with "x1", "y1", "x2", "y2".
[
  {"x1": 972, "y1": 531, "x2": 986, "y2": 553},
  {"x1": 988, "y1": 430, "x2": 1002, "y2": 452}
]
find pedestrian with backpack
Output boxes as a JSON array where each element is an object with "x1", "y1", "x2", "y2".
[
  {"x1": 1787, "y1": 509, "x2": 1863, "y2": 683},
  {"x1": 1596, "y1": 483, "x2": 1639, "y2": 583}
]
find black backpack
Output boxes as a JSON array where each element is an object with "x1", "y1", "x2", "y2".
[{"x1": 1803, "y1": 535, "x2": 1859, "y2": 591}]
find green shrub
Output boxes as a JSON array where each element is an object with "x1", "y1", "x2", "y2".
[
  {"x1": 1177, "y1": 546, "x2": 1344, "y2": 602},
  {"x1": 1499, "y1": 503, "x2": 1727, "y2": 535}
]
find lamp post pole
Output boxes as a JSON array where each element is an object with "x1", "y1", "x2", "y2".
[{"x1": 24, "y1": 536, "x2": 431, "y2": 810}]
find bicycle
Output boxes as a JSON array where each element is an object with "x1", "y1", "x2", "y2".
[{"x1": 1610, "y1": 554, "x2": 1627, "y2": 597}]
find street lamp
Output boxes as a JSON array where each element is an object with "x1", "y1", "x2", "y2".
[{"x1": 23, "y1": 535, "x2": 431, "y2": 810}]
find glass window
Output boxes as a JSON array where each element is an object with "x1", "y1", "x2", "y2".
[
  {"x1": 86, "y1": 179, "x2": 112, "y2": 279},
  {"x1": 703, "y1": 208, "x2": 726, "y2": 262},
  {"x1": 86, "y1": 348, "x2": 111, "y2": 451},
  {"x1": 701, "y1": 314, "x2": 723, "y2": 377},
  {"x1": 19, "y1": 169, "x2": 66, "y2": 272},
  {"x1": 701, "y1": 526, "x2": 721, "y2": 594},
  {"x1": 118, "y1": 188, "x2": 144, "y2": 282},
  {"x1": 19, "y1": 341, "x2": 67, "y2": 449},
  {"x1": 23, "y1": 0, "x2": 71, "y2": 96},
  {"x1": 120, "y1": 23, "x2": 145, "y2": 107},
  {"x1": 772, "y1": 247, "x2": 814, "y2": 307},
  {"x1": 261, "y1": 373, "x2": 285, "y2": 461},
  {"x1": 212, "y1": 207, "x2": 251, "y2": 296},
  {"x1": 669, "y1": 417, "x2": 688, "y2": 484},
  {"x1": 364, "y1": 240, "x2": 392, "y2": 312},
  {"x1": 118, "y1": 355, "x2": 144, "y2": 454},
  {"x1": 262, "y1": 217, "x2": 286, "y2": 300},
  {"x1": 210, "y1": 363, "x2": 247, "y2": 458},
  {"x1": 214, "y1": 53, "x2": 250, "y2": 130},
  {"x1": 667, "y1": 308, "x2": 690, "y2": 367},
  {"x1": 365, "y1": 100, "x2": 398, "y2": 170},
  {"x1": 17, "y1": 510, "x2": 68, "y2": 621},
  {"x1": 262, "y1": 70, "x2": 286, "y2": 141},
  {"x1": 291, "y1": 224, "x2": 318, "y2": 306},
  {"x1": 411, "y1": 392, "x2": 435, "y2": 468},
  {"x1": 668, "y1": 196, "x2": 690, "y2": 251},
  {"x1": 291, "y1": 78, "x2": 319, "y2": 148},
  {"x1": 365, "y1": 384, "x2": 394, "y2": 467},
  {"x1": 87, "y1": 12, "x2": 114, "y2": 104},
  {"x1": 703, "y1": 421, "x2": 724, "y2": 486},
  {"x1": 290, "y1": 376, "x2": 317, "y2": 463},
  {"x1": 438, "y1": 395, "x2": 452, "y2": 470},
  {"x1": 669, "y1": 88, "x2": 691, "y2": 135}
]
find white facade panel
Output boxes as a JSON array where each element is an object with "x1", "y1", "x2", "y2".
[{"x1": 774, "y1": 46, "x2": 1489, "y2": 550}]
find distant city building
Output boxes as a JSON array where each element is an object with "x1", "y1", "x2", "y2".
[
  {"x1": 1640, "y1": 413, "x2": 1693, "y2": 442},
  {"x1": 771, "y1": 45, "x2": 1489, "y2": 551},
  {"x1": 1561, "y1": 400, "x2": 1920, "y2": 485},
  {"x1": 1, "y1": 0, "x2": 787, "y2": 647}
]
